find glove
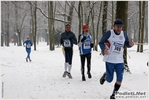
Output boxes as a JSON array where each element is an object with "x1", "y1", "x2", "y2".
[
  {"x1": 62, "y1": 46, "x2": 65, "y2": 51},
  {"x1": 90, "y1": 43, "x2": 94, "y2": 48},
  {"x1": 81, "y1": 36, "x2": 86, "y2": 42}
]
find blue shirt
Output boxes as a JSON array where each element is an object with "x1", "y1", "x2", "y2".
[
  {"x1": 23, "y1": 40, "x2": 33, "y2": 49},
  {"x1": 79, "y1": 34, "x2": 92, "y2": 55}
]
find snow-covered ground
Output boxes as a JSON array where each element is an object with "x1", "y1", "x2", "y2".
[{"x1": 1, "y1": 42, "x2": 149, "y2": 99}]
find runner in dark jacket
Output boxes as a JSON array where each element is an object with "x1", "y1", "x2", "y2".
[{"x1": 60, "y1": 24, "x2": 77, "y2": 79}]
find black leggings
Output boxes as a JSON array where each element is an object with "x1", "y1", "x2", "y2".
[
  {"x1": 80, "y1": 53, "x2": 91, "y2": 75},
  {"x1": 65, "y1": 47, "x2": 73, "y2": 65}
]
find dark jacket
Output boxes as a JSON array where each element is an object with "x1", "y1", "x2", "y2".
[{"x1": 60, "y1": 31, "x2": 77, "y2": 48}]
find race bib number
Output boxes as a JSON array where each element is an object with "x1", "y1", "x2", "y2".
[
  {"x1": 27, "y1": 43, "x2": 31, "y2": 48},
  {"x1": 84, "y1": 42, "x2": 90, "y2": 49},
  {"x1": 112, "y1": 42, "x2": 123, "y2": 54},
  {"x1": 64, "y1": 39, "x2": 71, "y2": 47}
]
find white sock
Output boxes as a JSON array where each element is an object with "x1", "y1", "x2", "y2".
[
  {"x1": 65, "y1": 63, "x2": 68, "y2": 72},
  {"x1": 68, "y1": 64, "x2": 72, "y2": 73}
]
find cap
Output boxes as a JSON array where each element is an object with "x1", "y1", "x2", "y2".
[
  {"x1": 114, "y1": 19, "x2": 124, "y2": 27},
  {"x1": 82, "y1": 24, "x2": 89, "y2": 30}
]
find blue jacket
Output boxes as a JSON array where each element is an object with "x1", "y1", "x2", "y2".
[
  {"x1": 23, "y1": 40, "x2": 33, "y2": 49},
  {"x1": 78, "y1": 33, "x2": 92, "y2": 55},
  {"x1": 99, "y1": 30, "x2": 132, "y2": 53}
]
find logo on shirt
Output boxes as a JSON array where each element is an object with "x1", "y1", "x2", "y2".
[{"x1": 119, "y1": 36, "x2": 123, "y2": 40}]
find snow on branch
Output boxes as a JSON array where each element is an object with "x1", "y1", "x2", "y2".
[{"x1": 27, "y1": 1, "x2": 68, "y2": 23}]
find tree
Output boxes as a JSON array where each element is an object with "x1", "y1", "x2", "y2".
[
  {"x1": 137, "y1": 1, "x2": 142, "y2": 52},
  {"x1": 116, "y1": 1, "x2": 129, "y2": 72},
  {"x1": 78, "y1": 1, "x2": 83, "y2": 35},
  {"x1": 140, "y1": 1, "x2": 145, "y2": 52},
  {"x1": 48, "y1": 1, "x2": 55, "y2": 50},
  {"x1": 102, "y1": 1, "x2": 108, "y2": 35},
  {"x1": 95, "y1": 2, "x2": 102, "y2": 51},
  {"x1": 6, "y1": 1, "x2": 10, "y2": 46}
]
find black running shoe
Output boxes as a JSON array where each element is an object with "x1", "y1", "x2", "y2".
[
  {"x1": 82, "y1": 76, "x2": 86, "y2": 81},
  {"x1": 100, "y1": 72, "x2": 106, "y2": 85},
  {"x1": 110, "y1": 95, "x2": 115, "y2": 99},
  {"x1": 67, "y1": 72, "x2": 73, "y2": 79},
  {"x1": 87, "y1": 72, "x2": 92, "y2": 78},
  {"x1": 62, "y1": 71, "x2": 68, "y2": 78}
]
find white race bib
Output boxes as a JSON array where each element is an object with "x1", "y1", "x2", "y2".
[
  {"x1": 84, "y1": 42, "x2": 90, "y2": 49},
  {"x1": 64, "y1": 39, "x2": 71, "y2": 47},
  {"x1": 112, "y1": 42, "x2": 123, "y2": 54},
  {"x1": 27, "y1": 44, "x2": 31, "y2": 48}
]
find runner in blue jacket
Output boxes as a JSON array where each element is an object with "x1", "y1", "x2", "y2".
[
  {"x1": 23, "y1": 37, "x2": 33, "y2": 62},
  {"x1": 78, "y1": 24, "x2": 94, "y2": 81}
]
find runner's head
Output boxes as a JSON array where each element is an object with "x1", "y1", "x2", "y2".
[
  {"x1": 82, "y1": 24, "x2": 89, "y2": 34},
  {"x1": 26, "y1": 37, "x2": 30, "y2": 40},
  {"x1": 65, "y1": 24, "x2": 71, "y2": 32},
  {"x1": 113, "y1": 19, "x2": 124, "y2": 34}
]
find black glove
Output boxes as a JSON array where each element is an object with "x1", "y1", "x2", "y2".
[
  {"x1": 90, "y1": 43, "x2": 94, "y2": 48},
  {"x1": 81, "y1": 36, "x2": 86, "y2": 42}
]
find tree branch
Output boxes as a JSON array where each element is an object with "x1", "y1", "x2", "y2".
[{"x1": 27, "y1": 1, "x2": 68, "y2": 23}]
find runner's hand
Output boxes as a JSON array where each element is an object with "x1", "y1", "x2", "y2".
[
  {"x1": 104, "y1": 48, "x2": 109, "y2": 55},
  {"x1": 129, "y1": 39, "x2": 134, "y2": 47}
]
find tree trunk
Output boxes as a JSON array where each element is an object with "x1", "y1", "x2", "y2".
[
  {"x1": 48, "y1": 1, "x2": 55, "y2": 50},
  {"x1": 6, "y1": 1, "x2": 10, "y2": 46},
  {"x1": 140, "y1": 1, "x2": 145, "y2": 52},
  {"x1": 1, "y1": 9, "x2": 4, "y2": 46},
  {"x1": 14, "y1": 1, "x2": 18, "y2": 46},
  {"x1": 17, "y1": 29, "x2": 22, "y2": 46},
  {"x1": 102, "y1": 1, "x2": 108, "y2": 35},
  {"x1": 95, "y1": 2, "x2": 102, "y2": 51},
  {"x1": 91, "y1": 2, "x2": 95, "y2": 50},
  {"x1": 1, "y1": 34, "x2": 4, "y2": 46},
  {"x1": 78, "y1": 1, "x2": 83, "y2": 35},
  {"x1": 137, "y1": 1, "x2": 142, "y2": 52},
  {"x1": 34, "y1": 1, "x2": 37, "y2": 50},
  {"x1": 111, "y1": 1, "x2": 115, "y2": 28},
  {"x1": 68, "y1": 1, "x2": 75, "y2": 26},
  {"x1": 116, "y1": 1, "x2": 129, "y2": 71}
]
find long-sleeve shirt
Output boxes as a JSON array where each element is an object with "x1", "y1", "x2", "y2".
[
  {"x1": 99, "y1": 29, "x2": 132, "y2": 63},
  {"x1": 60, "y1": 31, "x2": 77, "y2": 48},
  {"x1": 23, "y1": 40, "x2": 33, "y2": 49}
]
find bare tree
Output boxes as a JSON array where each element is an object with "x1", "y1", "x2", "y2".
[
  {"x1": 95, "y1": 2, "x2": 102, "y2": 51},
  {"x1": 102, "y1": 1, "x2": 108, "y2": 35},
  {"x1": 48, "y1": 1, "x2": 55, "y2": 50},
  {"x1": 140, "y1": 1, "x2": 145, "y2": 52},
  {"x1": 137, "y1": 1, "x2": 142, "y2": 52},
  {"x1": 78, "y1": 1, "x2": 83, "y2": 35},
  {"x1": 66, "y1": 1, "x2": 75, "y2": 25}
]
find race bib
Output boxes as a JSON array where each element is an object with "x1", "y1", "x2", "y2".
[
  {"x1": 112, "y1": 42, "x2": 123, "y2": 54},
  {"x1": 64, "y1": 39, "x2": 71, "y2": 47},
  {"x1": 27, "y1": 43, "x2": 31, "y2": 48},
  {"x1": 84, "y1": 42, "x2": 90, "y2": 49}
]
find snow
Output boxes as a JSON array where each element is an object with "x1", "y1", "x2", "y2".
[{"x1": 1, "y1": 42, "x2": 149, "y2": 99}]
